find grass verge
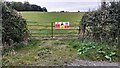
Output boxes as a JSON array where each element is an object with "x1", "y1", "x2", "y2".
[
  {"x1": 2, "y1": 40, "x2": 78, "y2": 66},
  {"x1": 68, "y1": 39, "x2": 120, "y2": 62}
]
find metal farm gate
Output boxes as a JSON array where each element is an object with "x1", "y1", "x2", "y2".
[{"x1": 28, "y1": 22, "x2": 81, "y2": 40}]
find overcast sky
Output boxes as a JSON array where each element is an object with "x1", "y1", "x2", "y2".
[{"x1": 5, "y1": 0, "x2": 103, "y2": 12}]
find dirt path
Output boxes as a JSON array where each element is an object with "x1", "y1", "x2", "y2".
[{"x1": 65, "y1": 59, "x2": 119, "y2": 66}]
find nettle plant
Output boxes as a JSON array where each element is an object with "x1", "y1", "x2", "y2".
[{"x1": 2, "y1": 3, "x2": 28, "y2": 47}]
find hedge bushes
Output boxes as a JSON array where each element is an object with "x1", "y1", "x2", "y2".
[
  {"x1": 80, "y1": 1, "x2": 120, "y2": 47},
  {"x1": 2, "y1": 3, "x2": 28, "y2": 46}
]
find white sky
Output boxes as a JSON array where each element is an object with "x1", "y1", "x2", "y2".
[
  {"x1": 5, "y1": 0, "x2": 103, "y2": 12},
  {"x1": 6, "y1": 0, "x2": 102, "y2": 2}
]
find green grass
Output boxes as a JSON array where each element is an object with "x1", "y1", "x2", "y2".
[
  {"x1": 2, "y1": 39, "x2": 119, "y2": 66},
  {"x1": 29, "y1": 29, "x2": 78, "y2": 37},
  {"x1": 2, "y1": 12, "x2": 83, "y2": 66},
  {"x1": 2, "y1": 40, "x2": 78, "y2": 66},
  {"x1": 2, "y1": 12, "x2": 118, "y2": 66},
  {"x1": 20, "y1": 12, "x2": 84, "y2": 37},
  {"x1": 20, "y1": 12, "x2": 84, "y2": 26}
]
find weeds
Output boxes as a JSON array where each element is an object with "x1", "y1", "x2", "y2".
[{"x1": 69, "y1": 40, "x2": 119, "y2": 61}]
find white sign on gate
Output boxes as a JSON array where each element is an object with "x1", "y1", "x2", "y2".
[{"x1": 55, "y1": 22, "x2": 70, "y2": 29}]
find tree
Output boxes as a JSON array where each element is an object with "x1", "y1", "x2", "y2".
[
  {"x1": 101, "y1": 0, "x2": 107, "y2": 9},
  {"x1": 5, "y1": 1, "x2": 48, "y2": 12},
  {"x1": 42, "y1": 7, "x2": 47, "y2": 12},
  {"x1": 31, "y1": 4, "x2": 43, "y2": 11},
  {"x1": 24, "y1": 1, "x2": 31, "y2": 11},
  {"x1": 10, "y1": 2, "x2": 25, "y2": 11}
]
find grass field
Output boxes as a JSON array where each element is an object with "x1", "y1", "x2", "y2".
[
  {"x1": 20, "y1": 12, "x2": 85, "y2": 37},
  {"x1": 20, "y1": 12, "x2": 84, "y2": 26}
]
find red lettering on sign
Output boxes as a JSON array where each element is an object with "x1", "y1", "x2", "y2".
[{"x1": 56, "y1": 23, "x2": 60, "y2": 28}]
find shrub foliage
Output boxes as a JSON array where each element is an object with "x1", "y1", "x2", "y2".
[
  {"x1": 2, "y1": 3, "x2": 28, "y2": 46},
  {"x1": 80, "y1": 1, "x2": 120, "y2": 46}
]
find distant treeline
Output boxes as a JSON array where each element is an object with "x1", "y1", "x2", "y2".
[{"x1": 5, "y1": 1, "x2": 47, "y2": 12}]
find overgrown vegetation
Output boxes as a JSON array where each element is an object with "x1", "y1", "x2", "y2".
[
  {"x1": 80, "y1": 1, "x2": 120, "y2": 47},
  {"x1": 68, "y1": 40, "x2": 120, "y2": 62},
  {"x1": 2, "y1": 3, "x2": 28, "y2": 46},
  {"x1": 77, "y1": 1, "x2": 120, "y2": 61},
  {"x1": 2, "y1": 40, "x2": 77, "y2": 66}
]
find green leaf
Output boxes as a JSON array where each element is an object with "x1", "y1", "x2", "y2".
[
  {"x1": 109, "y1": 52, "x2": 116, "y2": 56},
  {"x1": 105, "y1": 55, "x2": 111, "y2": 61},
  {"x1": 98, "y1": 51, "x2": 106, "y2": 54}
]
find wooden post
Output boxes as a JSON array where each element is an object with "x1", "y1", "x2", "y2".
[
  {"x1": 78, "y1": 25, "x2": 84, "y2": 41},
  {"x1": 78, "y1": 26, "x2": 81, "y2": 35},
  {"x1": 78, "y1": 26, "x2": 80, "y2": 39},
  {"x1": 51, "y1": 22, "x2": 54, "y2": 38}
]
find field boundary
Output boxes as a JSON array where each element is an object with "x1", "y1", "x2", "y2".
[{"x1": 29, "y1": 22, "x2": 81, "y2": 40}]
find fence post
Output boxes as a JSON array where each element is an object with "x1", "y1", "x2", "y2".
[
  {"x1": 78, "y1": 26, "x2": 80, "y2": 35},
  {"x1": 78, "y1": 26, "x2": 81, "y2": 39},
  {"x1": 51, "y1": 22, "x2": 54, "y2": 38}
]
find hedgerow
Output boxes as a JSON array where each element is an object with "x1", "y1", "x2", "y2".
[
  {"x1": 2, "y1": 3, "x2": 28, "y2": 46},
  {"x1": 80, "y1": 1, "x2": 120, "y2": 47}
]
